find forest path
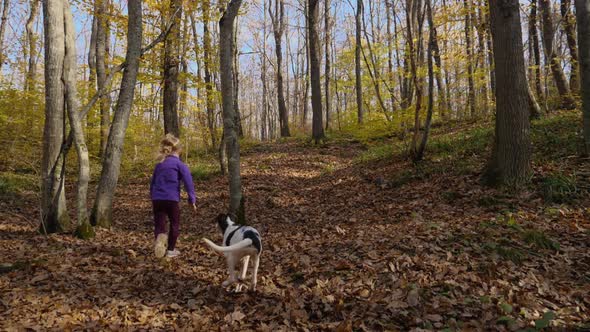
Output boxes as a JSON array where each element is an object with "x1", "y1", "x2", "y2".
[{"x1": 1, "y1": 140, "x2": 589, "y2": 330}]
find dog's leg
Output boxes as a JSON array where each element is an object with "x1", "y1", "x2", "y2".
[
  {"x1": 222, "y1": 256, "x2": 237, "y2": 288},
  {"x1": 239, "y1": 256, "x2": 250, "y2": 281},
  {"x1": 251, "y1": 254, "x2": 260, "y2": 291}
]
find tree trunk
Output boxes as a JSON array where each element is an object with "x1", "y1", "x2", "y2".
[
  {"x1": 575, "y1": 0, "x2": 590, "y2": 154},
  {"x1": 270, "y1": 0, "x2": 290, "y2": 137},
  {"x1": 355, "y1": 0, "x2": 363, "y2": 124},
  {"x1": 308, "y1": 0, "x2": 324, "y2": 143},
  {"x1": 408, "y1": 0, "x2": 425, "y2": 155},
  {"x1": 324, "y1": 0, "x2": 331, "y2": 131},
  {"x1": 425, "y1": 0, "x2": 447, "y2": 118},
  {"x1": 464, "y1": 0, "x2": 476, "y2": 117},
  {"x1": 530, "y1": 0, "x2": 545, "y2": 103},
  {"x1": 25, "y1": 0, "x2": 40, "y2": 92},
  {"x1": 476, "y1": 1, "x2": 489, "y2": 114},
  {"x1": 483, "y1": 0, "x2": 496, "y2": 101},
  {"x1": 561, "y1": 0, "x2": 579, "y2": 93},
  {"x1": 162, "y1": 0, "x2": 182, "y2": 137},
  {"x1": 202, "y1": 0, "x2": 217, "y2": 147},
  {"x1": 41, "y1": 0, "x2": 69, "y2": 233},
  {"x1": 96, "y1": 0, "x2": 111, "y2": 157},
  {"x1": 63, "y1": 0, "x2": 94, "y2": 238},
  {"x1": 539, "y1": 0, "x2": 576, "y2": 109},
  {"x1": 91, "y1": 0, "x2": 142, "y2": 228},
  {"x1": 220, "y1": 0, "x2": 244, "y2": 221},
  {"x1": 0, "y1": 0, "x2": 9, "y2": 72},
  {"x1": 484, "y1": 0, "x2": 531, "y2": 187},
  {"x1": 414, "y1": 0, "x2": 436, "y2": 162}
]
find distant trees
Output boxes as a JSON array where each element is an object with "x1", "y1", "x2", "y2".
[{"x1": 484, "y1": 0, "x2": 531, "y2": 186}]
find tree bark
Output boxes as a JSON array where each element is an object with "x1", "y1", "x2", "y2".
[
  {"x1": 25, "y1": 0, "x2": 40, "y2": 92},
  {"x1": 63, "y1": 0, "x2": 93, "y2": 238},
  {"x1": 96, "y1": 0, "x2": 111, "y2": 157},
  {"x1": 484, "y1": 0, "x2": 531, "y2": 186},
  {"x1": 199, "y1": 1, "x2": 218, "y2": 148},
  {"x1": 324, "y1": 0, "x2": 331, "y2": 131},
  {"x1": 561, "y1": 0, "x2": 579, "y2": 93},
  {"x1": 464, "y1": 0, "x2": 476, "y2": 117},
  {"x1": 41, "y1": 0, "x2": 69, "y2": 233},
  {"x1": 575, "y1": 0, "x2": 590, "y2": 154},
  {"x1": 414, "y1": 0, "x2": 435, "y2": 162},
  {"x1": 425, "y1": 0, "x2": 447, "y2": 118},
  {"x1": 91, "y1": 0, "x2": 142, "y2": 228},
  {"x1": 529, "y1": 0, "x2": 545, "y2": 103},
  {"x1": 162, "y1": 0, "x2": 182, "y2": 137},
  {"x1": 220, "y1": 0, "x2": 244, "y2": 221},
  {"x1": 355, "y1": 0, "x2": 364, "y2": 124},
  {"x1": 539, "y1": 0, "x2": 576, "y2": 109},
  {"x1": 270, "y1": 0, "x2": 290, "y2": 137},
  {"x1": 0, "y1": 0, "x2": 9, "y2": 72},
  {"x1": 308, "y1": 0, "x2": 324, "y2": 143}
]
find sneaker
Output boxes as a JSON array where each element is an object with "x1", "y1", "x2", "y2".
[
  {"x1": 166, "y1": 249, "x2": 180, "y2": 258},
  {"x1": 154, "y1": 233, "x2": 168, "y2": 258}
]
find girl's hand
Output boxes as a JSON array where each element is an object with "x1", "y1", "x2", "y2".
[{"x1": 192, "y1": 203, "x2": 197, "y2": 213}]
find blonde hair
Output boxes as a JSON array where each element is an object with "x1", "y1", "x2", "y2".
[{"x1": 158, "y1": 133, "x2": 182, "y2": 160}]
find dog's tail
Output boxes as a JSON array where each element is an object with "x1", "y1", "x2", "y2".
[{"x1": 202, "y1": 238, "x2": 253, "y2": 253}]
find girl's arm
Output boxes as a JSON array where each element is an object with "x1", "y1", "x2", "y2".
[{"x1": 179, "y1": 163, "x2": 196, "y2": 204}]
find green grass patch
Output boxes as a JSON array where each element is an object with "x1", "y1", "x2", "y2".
[
  {"x1": 0, "y1": 172, "x2": 38, "y2": 197},
  {"x1": 354, "y1": 143, "x2": 397, "y2": 163},
  {"x1": 190, "y1": 161, "x2": 220, "y2": 181},
  {"x1": 522, "y1": 230, "x2": 560, "y2": 251},
  {"x1": 531, "y1": 112, "x2": 581, "y2": 161},
  {"x1": 541, "y1": 171, "x2": 580, "y2": 204}
]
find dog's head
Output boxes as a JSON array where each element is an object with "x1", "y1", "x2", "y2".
[{"x1": 215, "y1": 213, "x2": 234, "y2": 234}]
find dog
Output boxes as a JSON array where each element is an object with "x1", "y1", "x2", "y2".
[{"x1": 202, "y1": 214, "x2": 262, "y2": 291}]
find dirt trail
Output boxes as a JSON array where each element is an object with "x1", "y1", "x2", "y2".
[{"x1": 1, "y1": 141, "x2": 589, "y2": 330}]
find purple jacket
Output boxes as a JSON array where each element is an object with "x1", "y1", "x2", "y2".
[{"x1": 150, "y1": 155, "x2": 196, "y2": 204}]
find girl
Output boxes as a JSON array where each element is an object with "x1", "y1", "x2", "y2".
[{"x1": 150, "y1": 134, "x2": 196, "y2": 258}]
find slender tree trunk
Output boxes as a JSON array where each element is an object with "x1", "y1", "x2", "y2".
[
  {"x1": 408, "y1": 0, "x2": 424, "y2": 154},
  {"x1": 324, "y1": 0, "x2": 331, "y2": 131},
  {"x1": 483, "y1": 0, "x2": 496, "y2": 101},
  {"x1": 303, "y1": 0, "x2": 310, "y2": 128},
  {"x1": 63, "y1": 0, "x2": 93, "y2": 238},
  {"x1": 530, "y1": 0, "x2": 545, "y2": 103},
  {"x1": 0, "y1": 0, "x2": 10, "y2": 72},
  {"x1": 386, "y1": 0, "x2": 397, "y2": 113},
  {"x1": 476, "y1": 2, "x2": 489, "y2": 114},
  {"x1": 41, "y1": 0, "x2": 69, "y2": 234},
  {"x1": 464, "y1": 0, "x2": 476, "y2": 118},
  {"x1": 484, "y1": 0, "x2": 531, "y2": 186},
  {"x1": 561, "y1": 0, "x2": 579, "y2": 93},
  {"x1": 414, "y1": 0, "x2": 435, "y2": 162},
  {"x1": 575, "y1": 0, "x2": 590, "y2": 154},
  {"x1": 91, "y1": 0, "x2": 142, "y2": 228},
  {"x1": 162, "y1": 0, "x2": 182, "y2": 137},
  {"x1": 355, "y1": 0, "x2": 364, "y2": 124},
  {"x1": 308, "y1": 0, "x2": 324, "y2": 142},
  {"x1": 270, "y1": 0, "x2": 290, "y2": 137},
  {"x1": 220, "y1": 0, "x2": 244, "y2": 221},
  {"x1": 25, "y1": 0, "x2": 40, "y2": 92},
  {"x1": 202, "y1": 0, "x2": 217, "y2": 147},
  {"x1": 261, "y1": 2, "x2": 268, "y2": 140},
  {"x1": 96, "y1": 0, "x2": 111, "y2": 157},
  {"x1": 426, "y1": 0, "x2": 447, "y2": 118},
  {"x1": 539, "y1": 0, "x2": 576, "y2": 109},
  {"x1": 233, "y1": 20, "x2": 243, "y2": 138}
]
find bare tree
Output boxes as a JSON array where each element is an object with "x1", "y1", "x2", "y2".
[
  {"x1": 41, "y1": 0, "x2": 69, "y2": 233},
  {"x1": 484, "y1": 0, "x2": 531, "y2": 186},
  {"x1": 220, "y1": 0, "x2": 245, "y2": 220},
  {"x1": 529, "y1": 0, "x2": 545, "y2": 103},
  {"x1": 308, "y1": 0, "x2": 324, "y2": 142},
  {"x1": 575, "y1": 0, "x2": 590, "y2": 154},
  {"x1": 25, "y1": 0, "x2": 40, "y2": 92},
  {"x1": 163, "y1": 0, "x2": 182, "y2": 137},
  {"x1": 561, "y1": 0, "x2": 579, "y2": 92},
  {"x1": 539, "y1": 0, "x2": 576, "y2": 109},
  {"x1": 355, "y1": 0, "x2": 363, "y2": 124},
  {"x1": 91, "y1": 0, "x2": 143, "y2": 228},
  {"x1": 324, "y1": 0, "x2": 331, "y2": 131},
  {"x1": 464, "y1": 0, "x2": 476, "y2": 117},
  {"x1": 269, "y1": 0, "x2": 290, "y2": 137},
  {"x1": 0, "y1": 0, "x2": 9, "y2": 72},
  {"x1": 96, "y1": 0, "x2": 111, "y2": 157}
]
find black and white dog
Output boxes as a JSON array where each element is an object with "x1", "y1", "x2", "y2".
[{"x1": 202, "y1": 214, "x2": 262, "y2": 291}]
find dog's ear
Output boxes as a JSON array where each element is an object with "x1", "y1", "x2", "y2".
[{"x1": 216, "y1": 213, "x2": 229, "y2": 232}]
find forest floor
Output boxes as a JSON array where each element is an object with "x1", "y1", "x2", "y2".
[{"x1": 1, "y1": 113, "x2": 590, "y2": 331}]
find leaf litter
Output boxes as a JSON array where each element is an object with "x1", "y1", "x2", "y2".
[{"x1": 0, "y1": 140, "x2": 589, "y2": 330}]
